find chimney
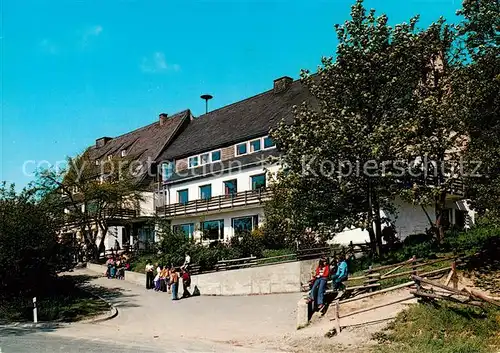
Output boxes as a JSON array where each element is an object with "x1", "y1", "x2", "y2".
[
  {"x1": 159, "y1": 113, "x2": 169, "y2": 126},
  {"x1": 96, "y1": 137, "x2": 112, "y2": 148},
  {"x1": 273, "y1": 76, "x2": 293, "y2": 94}
]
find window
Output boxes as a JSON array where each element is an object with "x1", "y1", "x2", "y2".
[
  {"x1": 250, "y1": 139, "x2": 262, "y2": 152},
  {"x1": 189, "y1": 156, "x2": 199, "y2": 168},
  {"x1": 251, "y1": 174, "x2": 266, "y2": 190},
  {"x1": 95, "y1": 160, "x2": 100, "y2": 166},
  {"x1": 161, "y1": 161, "x2": 174, "y2": 182},
  {"x1": 224, "y1": 179, "x2": 237, "y2": 196},
  {"x1": 202, "y1": 220, "x2": 224, "y2": 241},
  {"x1": 232, "y1": 215, "x2": 259, "y2": 236},
  {"x1": 107, "y1": 155, "x2": 112, "y2": 161},
  {"x1": 178, "y1": 189, "x2": 189, "y2": 204},
  {"x1": 121, "y1": 150, "x2": 127, "y2": 157},
  {"x1": 211, "y1": 150, "x2": 221, "y2": 162},
  {"x1": 173, "y1": 223, "x2": 195, "y2": 239},
  {"x1": 200, "y1": 184, "x2": 212, "y2": 200},
  {"x1": 200, "y1": 153, "x2": 210, "y2": 165},
  {"x1": 236, "y1": 143, "x2": 247, "y2": 156},
  {"x1": 263, "y1": 136, "x2": 275, "y2": 149}
]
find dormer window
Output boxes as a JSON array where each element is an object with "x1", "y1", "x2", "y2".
[
  {"x1": 250, "y1": 139, "x2": 261, "y2": 152},
  {"x1": 263, "y1": 136, "x2": 275, "y2": 149},
  {"x1": 236, "y1": 143, "x2": 247, "y2": 156},
  {"x1": 95, "y1": 160, "x2": 100, "y2": 166},
  {"x1": 107, "y1": 155, "x2": 112, "y2": 161},
  {"x1": 121, "y1": 150, "x2": 127, "y2": 157},
  {"x1": 189, "y1": 156, "x2": 199, "y2": 168},
  {"x1": 200, "y1": 153, "x2": 210, "y2": 165}
]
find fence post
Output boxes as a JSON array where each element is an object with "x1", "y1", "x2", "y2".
[
  {"x1": 412, "y1": 255, "x2": 417, "y2": 276},
  {"x1": 33, "y1": 297, "x2": 38, "y2": 323},
  {"x1": 334, "y1": 300, "x2": 341, "y2": 334}
]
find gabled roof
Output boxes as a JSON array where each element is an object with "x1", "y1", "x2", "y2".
[
  {"x1": 157, "y1": 79, "x2": 315, "y2": 161},
  {"x1": 87, "y1": 109, "x2": 191, "y2": 178}
]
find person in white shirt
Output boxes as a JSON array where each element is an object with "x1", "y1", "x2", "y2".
[
  {"x1": 145, "y1": 262, "x2": 154, "y2": 289},
  {"x1": 182, "y1": 254, "x2": 191, "y2": 271}
]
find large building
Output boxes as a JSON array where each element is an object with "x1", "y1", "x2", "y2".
[{"x1": 77, "y1": 75, "x2": 474, "y2": 251}]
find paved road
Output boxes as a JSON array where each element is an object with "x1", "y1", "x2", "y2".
[
  {"x1": 0, "y1": 269, "x2": 303, "y2": 352},
  {"x1": 0, "y1": 326, "x2": 277, "y2": 353}
]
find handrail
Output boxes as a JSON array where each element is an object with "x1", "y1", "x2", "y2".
[{"x1": 155, "y1": 188, "x2": 272, "y2": 215}]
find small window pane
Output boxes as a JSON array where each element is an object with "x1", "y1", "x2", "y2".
[
  {"x1": 178, "y1": 189, "x2": 189, "y2": 204},
  {"x1": 251, "y1": 174, "x2": 266, "y2": 190},
  {"x1": 200, "y1": 153, "x2": 210, "y2": 165},
  {"x1": 264, "y1": 137, "x2": 275, "y2": 149},
  {"x1": 236, "y1": 143, "x2": 247, "y2": 155},
  {"x1": 250, "y1": 139, "x2": 261, "y2": 152},
  {"x1": 200, "y1": 184, "x2": 212, "y2": 200},
  {"x1": 189, "y1": 156, "x2": 199, "y2": 168},
  {"x1": 211, "y1": 150, "x2": 221, "y2": 162}
]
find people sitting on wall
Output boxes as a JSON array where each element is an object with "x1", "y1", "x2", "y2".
[
  {"x1": 331, "y1": 254, "x2": 349, "y2": 293},
  {"x1": 105, "y1": 256, "x2": 114, "y2": 278},
  {"x1": 181, "y1": 253, "x2": 191, "y2": 272},
  {"x1": 306, "y1": 257, "x2": 330, "y2": 311}
]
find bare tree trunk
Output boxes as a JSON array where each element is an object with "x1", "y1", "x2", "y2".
[
  {"x1": 367, "y1": 178, "x2": 381, "y2": 256},
  {"x1": 434, "y1": 190, "x2": 447, "y2": 243}
]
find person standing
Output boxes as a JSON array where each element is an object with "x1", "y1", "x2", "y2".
[
  {"x1": 181, "y1": 269, "x2": 191, "y2": 298},
  {"x1": 170, "y1": 267, "x2": 179, "y2": 300},
  {"x1": 145, "y1": 262, "x2": 154, "y2": 289}
]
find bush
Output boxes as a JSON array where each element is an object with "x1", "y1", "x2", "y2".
[
  {"x1": 230, "y1": 231, "x2": 264, "y2": 258},
  {"x1": 444, "y1": 224, "x2": 500, "y2": 253}
]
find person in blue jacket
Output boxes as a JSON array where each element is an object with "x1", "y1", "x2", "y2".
[{"x1": 331, "y1": 254, "x2": 349, "y2": 291}]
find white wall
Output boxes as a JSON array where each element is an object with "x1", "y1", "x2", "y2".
[
  {"x1": 165, "y1": 165, "x2": 277, "y2": 205},
  {"x1": 138, "y1": 191, "x2": 155, "y2": 216},
  {"x1": 171, "y1": 206, "x2": 265, "y2": 242},
  {"x1": 331, "y1": 197, "x2": 475, "y2": 246}
]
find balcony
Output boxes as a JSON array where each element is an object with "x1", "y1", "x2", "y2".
[{"x1": 156, "y1": 188, "x2": 272, "y2": 217}]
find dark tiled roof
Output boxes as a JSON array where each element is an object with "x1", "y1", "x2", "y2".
[
  {"x1": 165, "y1": 149, "x2": 281, "y2": 184},
  {"x1": 87, "y1": 109, "x2": 191, "y2": 180},
  {"x1": 157, "y1": 79, "x2": 315, "y2": 161}
]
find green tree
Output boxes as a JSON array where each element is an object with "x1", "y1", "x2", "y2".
[
  {"x1": 397, "y1": 19, "x2": 467, "y2": 243},
  {"x1": 268, "y1": 0, "x2": 432, "y2": 254},
  {"x1": 35, "y1": 152, "x2": 144, "y2": 260},
  {"x1": 0, "y1": 183, "x2": 64, "y2": 293},
  {"x1": 457, "y1": 0, "x2": 500, "y2": 222}
]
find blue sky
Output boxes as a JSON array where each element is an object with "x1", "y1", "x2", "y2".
[{"x1": 1, "y1": 0, "x2": 462, "y2": 188}]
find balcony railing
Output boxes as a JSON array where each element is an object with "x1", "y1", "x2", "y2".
[{"x1": 156, "y1": 188, "x2": 272, "y2": 217}]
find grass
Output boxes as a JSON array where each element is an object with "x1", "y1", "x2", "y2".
[
  {"x1": 372, "y1": 302, "x2": 500, "y2": 353},
  {"x1": 0, "y1": 275, "x2": 110, "y2": 323}
]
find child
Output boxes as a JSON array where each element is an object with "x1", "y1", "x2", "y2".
[{"x1": 170, "y1": 267, "x2": 179, "y2": 300}]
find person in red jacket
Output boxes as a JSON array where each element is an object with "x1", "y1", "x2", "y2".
[{"x1": 307, "y1": 257, "x2": 330, "y2": 310}]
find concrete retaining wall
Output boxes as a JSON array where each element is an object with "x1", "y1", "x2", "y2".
[{"x1": 87, "y1": 258, "x2": 319, "y2": 296}]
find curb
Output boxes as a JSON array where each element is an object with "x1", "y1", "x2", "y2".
[{"x1": 0, "y1": 286, "x2": 118, "y2": 330}]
